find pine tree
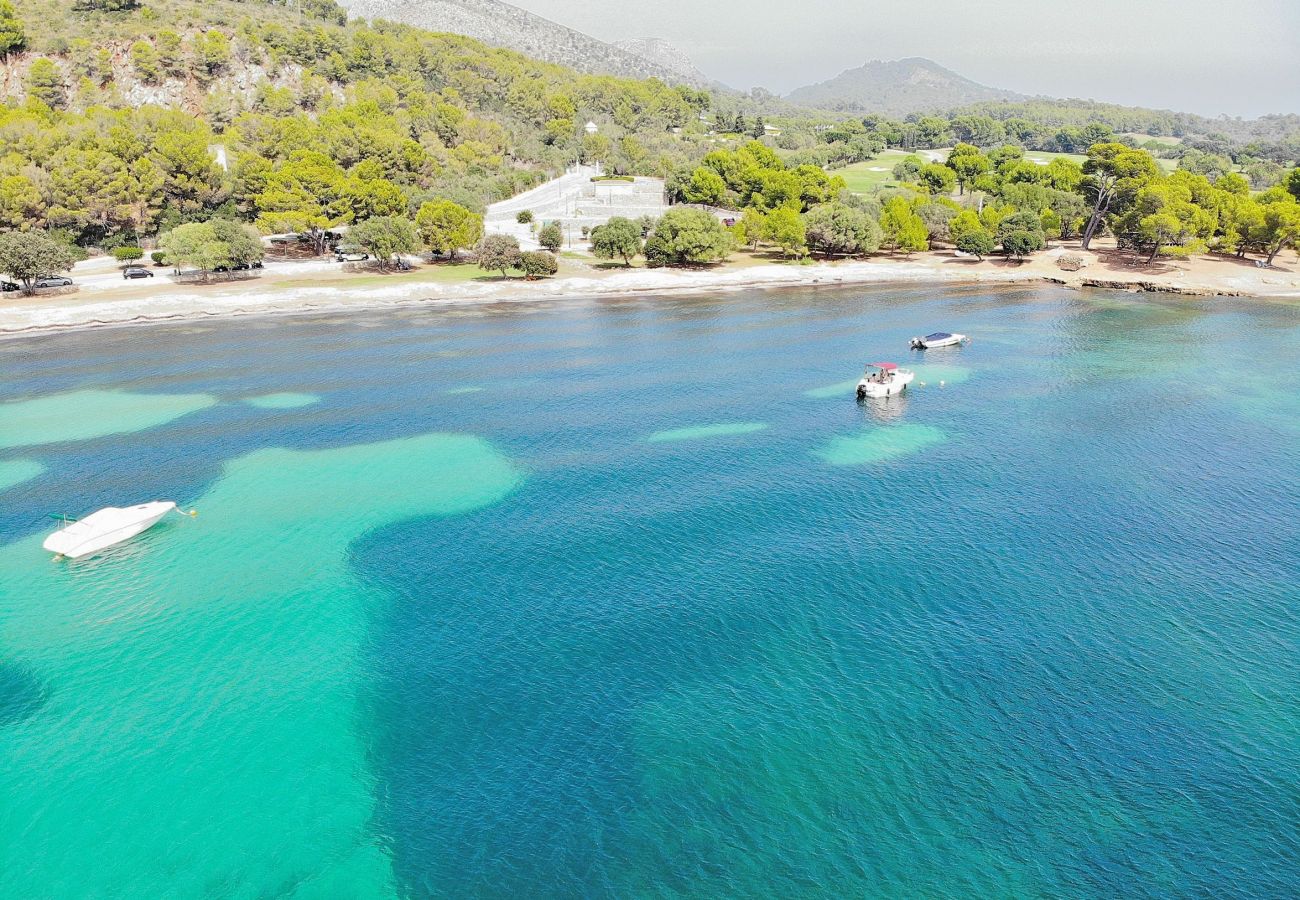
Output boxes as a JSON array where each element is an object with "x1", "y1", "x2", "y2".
[{"x1": 0, "y1": 0, "x2": 26, "y2": 59}]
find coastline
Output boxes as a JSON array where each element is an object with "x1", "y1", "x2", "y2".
[{"x1": 2, "y1": 244, "x2": 1297, "y2": 337}]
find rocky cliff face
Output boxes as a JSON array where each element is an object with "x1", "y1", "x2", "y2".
[
  {"x1": 338, "y1": 0, "x2": 709, "y2": 86},
  {"x1": 611, "y1": 38, "x2": 709, "y2": 86}
]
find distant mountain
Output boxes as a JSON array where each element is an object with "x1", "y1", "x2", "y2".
[
  {"x1": 786, "y1": 57, "x2": 1028, "y2": 115},
  {"x1": 611, "y1": 38, "x2": 711, "y2": 86},
  {"x1": 336, "y1": 0, "x2": 710, "y2": 86}
]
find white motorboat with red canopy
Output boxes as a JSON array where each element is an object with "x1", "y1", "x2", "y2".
[
  {"x1": 910, "y1": 332, "x2": 969, "y2": 350},
  {"x1": 856, "y1": 362, "x2": 914, "y2": 399},
  {"x1": 43, "y1": 501, "x2": 192, "y2": 559}
]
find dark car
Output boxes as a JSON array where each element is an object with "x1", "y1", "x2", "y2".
[
  {"x1": 213, "y1": 261, "x2": 264, "y2": 273},
  {"x1": 35, "y1": 276, "x2": 73, "y2": 288},
  {"x1": 123, "y1": 266, "x2": 154, "y2": 279},
  {"x1": 1, "y1": 280, "x2": 18, "y2": 292}
]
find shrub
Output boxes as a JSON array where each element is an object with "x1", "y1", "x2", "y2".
[
  {"x1": 954, "y1": 230, "x2": 995, "y2": 260},
  {"x1": 518, "y1": 250, "x2": 558, "y2": 280},
  {"x1": 151, "y1": 250, "x2": 166, "y2": 265},
  {"x1": 538, "y1": 221, "x2": 563, "y2": 253},
  {"x1": 476, "y1": 234, "x2": 521, "y2": 277},
  {"x1": 516, "y1": 210, "x2": 534, "y2": 225},
  {"x1": 1002, "y1": 230, "x2": 1040, "y2": 260}
]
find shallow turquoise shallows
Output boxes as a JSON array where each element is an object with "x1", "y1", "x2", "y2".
[{"x1": 2, "y1": 284, "x2": 1298, "y2": 898}]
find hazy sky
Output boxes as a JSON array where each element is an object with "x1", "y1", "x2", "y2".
[{"x1": 508, "y1": 0, "x2": 1300, "y2": 118}]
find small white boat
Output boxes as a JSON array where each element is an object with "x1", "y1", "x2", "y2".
[
  {"x1": 43, "y1": 501, "x2": 183, "y2": 559},
  {"x1": 856, "y1": 362, "x2": 915, "y2": 399},
  {"x1": 910, "y1": 332, "x2": 969, "y2": 350}
]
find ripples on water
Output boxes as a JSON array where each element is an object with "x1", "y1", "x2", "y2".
[{"x1": 1, "y1": 284, "x2": 1299, "y2": 897}]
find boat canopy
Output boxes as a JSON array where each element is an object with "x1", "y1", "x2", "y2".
[
  {"x1": 868, "y1": 362, "x2": 898, "y2": 370},
  {"x1": 925, "y1": 332, "x2": 953, "y2": 341}
]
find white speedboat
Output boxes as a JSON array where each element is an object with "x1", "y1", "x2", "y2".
[
  {"x1": 910, "y1": 332, "x2": 968, "y2": 350},
  {"x1": 856, "y1": 363, "x2": 915, "y2": 399},
  {"x1": 43, "y1": 501, "x2": 183, "y2": 559}
]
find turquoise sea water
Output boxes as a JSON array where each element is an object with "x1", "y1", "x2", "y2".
[{"x1": 1, "y1": 284, "x2": 1299, "y2": 897}]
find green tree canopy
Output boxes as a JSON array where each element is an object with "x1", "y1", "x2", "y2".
[
  {"x1": 803, "y1": 202, "x2": 882, "y2": 257},
  {"x1": 683, "y1": 167, "x2": 726, "y2": 206},
  {"x1": 25, "y1": 57, "x2": 64, "y2": 108},
  {"x1": 130, "y1": 40, "x2": 160, "y2": 84},
  {"x1": 644, "y1": 208, "x2": 733, "y2": 267},
  {"x1": 351, "y1": 215, "x2": 420, "y2": 269},
  {"x1": 518, "y1": 250, "x2": 558, "y2": 279},
  {"x1": 733, "y1": 206, "x2": 766, "y2": 251},
  {"x1": 0, "y1": 231, "x2": 77, "y2": 292},
  {"x1": 880, "y1": 197, "x2": 928, "y2": 254},
  {"x1": 476, "y1": 233, "x2": 521, "y2": 278},
  {"x1": 1002, "y1": 230, "x2": 1039, "y2": 260},
  {"x1": 0, "y1": 0, "x2": 25, "y2": 59},
  {"x1": 763, "y1": 206, "x2": 806, "y2": 257},
  {"x1": 891, "y1": 156, "x2": 924, "y2": 183},
  {"x1": 1079, "y1": 142, "x2": 1161, "y2": 249},
  {"x1": 946, "y1": 145, "x2": 992, "y2": 195},
  {"x1": 995, "y1": 210, "x2": 1046, "y2": 251},
  {"x1": 955, "y1": 229, "x2": 995, "y2": 260},
  {"x1": 918, "y1": 163, "x2": 957, "y2": 196},
  {"x1": 1117, "y1": 179, "x2": 1215, "y2": 262},
  {"x1": 415, "y1": 200, "x2": 483, "y2": 259},
  {"x1": 1258, "y1": 194, "x2": 1300, "y2": 265},
  {"x1": 1285, "y1": 167, "x2": 1300, "y2": 202},
  {"x1": 255, "y1": 151, "x2": 349, "y2": 253},
  {"x1": 589, "y1": 216, "x2": 642, "y2": 266}
]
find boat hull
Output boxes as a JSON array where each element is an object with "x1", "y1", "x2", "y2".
[
  {"x1": 857, "y1": 371, "x2": 915, "y2": 399},
  {"x1": 43, "y1": 501, "x2": 177, "y2": 559},
  {"x1": 911, "y1": 333, "x2": 967, "y2": 350}
]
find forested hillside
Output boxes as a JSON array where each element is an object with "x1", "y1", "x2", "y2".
[
  {"x1": 0, "y1": 0, "x2": 712, "y2": 246},
  {"x1": 0, "y1": 0, "x2": 1296, "y2": 276},
  {"x1": 337, "y1": 0, "x2": 707, "y2": 86}
]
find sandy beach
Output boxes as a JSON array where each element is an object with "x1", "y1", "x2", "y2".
[{"x1": 2, "y1": 241, "x2": 1297, "y2": 336}]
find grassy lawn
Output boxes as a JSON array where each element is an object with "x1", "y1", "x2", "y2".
[
  {"x1": 838, "y1": 145, "x2": 1178, "y2": 195},
  {"x1": 833, "y1": 149, "x2": 922, "y2": 193},
  {"x1": 1021, "y1": 150, "x2": 1088, "y2": 166},
  {"x1": 1123, "y1": 133, "x2": 1183, "y2": 146}
]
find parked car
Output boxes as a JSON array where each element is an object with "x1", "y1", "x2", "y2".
[
  {"x1": 35, "y1": 276, "x2": 73, "y2": 288},
  {"x1": 123, "y1": 265, "x2": 154, "y2": 279},
  {"x1": 1, "y1": 280, "x2": 18, "y2": 292},
  {"x1": 334, "y1": 249, "x2": 369, "y2": 262},
  {"x1": 212, "y1": 261, "x2": 264, "y2": 273}
]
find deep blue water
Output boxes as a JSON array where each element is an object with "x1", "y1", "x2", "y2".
[{"x1": 2, "y1": 284, "x2": 1299, "y2": 897}]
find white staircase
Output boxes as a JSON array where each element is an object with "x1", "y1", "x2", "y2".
[{"x1": 485, "y1": 164, "x2": 668, "y2": 249}]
